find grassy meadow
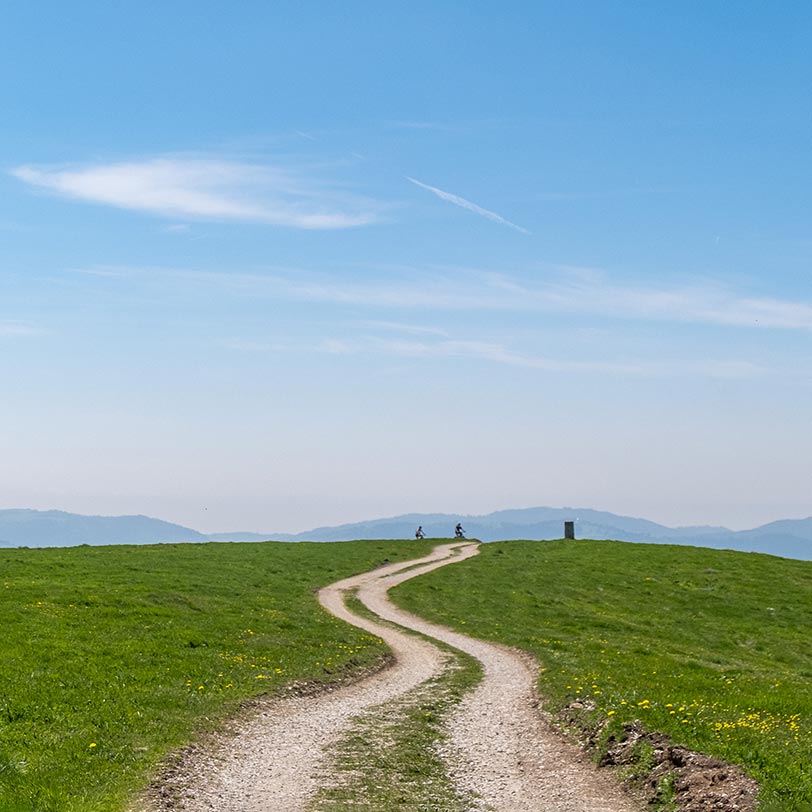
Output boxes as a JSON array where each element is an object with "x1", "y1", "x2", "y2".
[
  {"x1": 0, "y1": 539, "x2": 434, "y2": 812},
  {"x1": 392, "y1": 539, "x2": 812, "y2": 811}
]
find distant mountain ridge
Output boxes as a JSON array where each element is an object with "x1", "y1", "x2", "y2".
[
  {"x1": 0, "y1": 509, "x2": 207, "y2": 548},
  {"x1": 259, "y1": 506, "x2": 812, "y2": 560},
  {"x1": 0, "y1": 506, "x2": 810, "y2": 561}
]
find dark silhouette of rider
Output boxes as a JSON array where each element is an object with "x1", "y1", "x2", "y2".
[
  {"x1": 454, "y1": 522, "x2": 465, "y2": 538},
  {"x1": 415, "y1": 526, "x2": 425, "y2": 539}
]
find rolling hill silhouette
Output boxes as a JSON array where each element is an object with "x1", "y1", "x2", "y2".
[{"x1": 1, "y1": 507, "x2": 809, "y2": 560}]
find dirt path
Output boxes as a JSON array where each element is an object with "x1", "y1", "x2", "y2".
[{"x1": 146, "y1": 542, "x2": 640, "y2": 811}]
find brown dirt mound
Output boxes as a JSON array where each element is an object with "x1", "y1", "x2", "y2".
[{"x1": 559, "y1": 703, "x2": 759, "y2": 812}]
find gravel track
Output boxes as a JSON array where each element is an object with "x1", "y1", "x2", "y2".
[
  {"x1": 146, "y1": 542, "x2": 641, "y2": 812},
  {"x1": 382, "y1": 547, "x2": 640, "y2": 812}
]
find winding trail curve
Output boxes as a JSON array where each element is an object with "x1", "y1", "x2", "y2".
[{"x1": 148, "y1": 542, "x2": 640, "y2": 812}]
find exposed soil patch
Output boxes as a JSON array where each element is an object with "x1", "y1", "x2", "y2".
[{"x1": 559, "y1": 704, "x2": 759, "y2": 812}]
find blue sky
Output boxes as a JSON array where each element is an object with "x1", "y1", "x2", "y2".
[{"x1": 2, "y1": 2, "x2": 811, "y2": 532}]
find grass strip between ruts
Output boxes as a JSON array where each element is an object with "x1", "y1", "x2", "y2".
[{"x1": 307, "y1": 593, "x2": 483, "y2": 812}]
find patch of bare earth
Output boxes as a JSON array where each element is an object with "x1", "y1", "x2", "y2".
[{"x1": 560, "y1": 705, "x2": 760, "y2": 811}]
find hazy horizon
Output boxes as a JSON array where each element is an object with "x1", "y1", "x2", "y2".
[
  {"x1": 3, "y1": 3, "x2": 811, "y2": 535},
  {"x1": 1, "y1": 502, "x2": 808, "y2": 537}
]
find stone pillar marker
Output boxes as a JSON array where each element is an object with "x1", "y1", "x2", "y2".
[{"x1": 564, "y1": 520, "x2": 575, "y2": 540}]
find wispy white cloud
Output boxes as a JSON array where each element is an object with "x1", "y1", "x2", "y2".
[
  {"x1": 75, "y1": 263, "x2": 812, "y2": 333},
  {"x1": 75, "y1": 266, "x2": 136, "y2": 278},
  {"x1": 0, "y1": 321, "x2": 42, "y2": 337},
  {"x1": 219, "y1": 338, "x2": 289, "y2": 353},
  {"x1": 361, "y1": 336, "x2": 642, "y2": 373},
  {"x1": 680, "y1": 359, "x2": 765, "y2": 379},
  {"x1": 528, "y1": 268, "x2": 812, "y2": 331},
  {"x1": 70, "y1": 265, "x2": 777, "y2": 379},
  {"x1": 11, "y1": 157, "x2": 382, "y2": 230},
  {"x1": 317, "y1": 335, "x2": 763, "y2": 379},
  {"x1": 235, "y1": 268, "x2": 812, "y2": 331},
  {"x1": 406, "y1": 176, "x2": 530, "y2": 234},
  {"x1": 203, "y1": 326, "x2": 765, "y2": 379},
  {"x1": 268, "y1": 266, "x2": 812, "y2": 332},
  {"x1": 353, "y1": 320, "x2": 450, "y2": 337},
  {"x1": 172, "y1": 268, "x2": 495, "y2": 310}
]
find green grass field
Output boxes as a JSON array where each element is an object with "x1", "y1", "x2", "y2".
[
  {"x1": 6, "y1": 537, "x2": 812, "y2": 812},
  {"x1": 0, "y1": 539, "x2": 434, "y2": 812},
  {"x1": 392, "y1": 539, "x2": 812, "y2": 810}
]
